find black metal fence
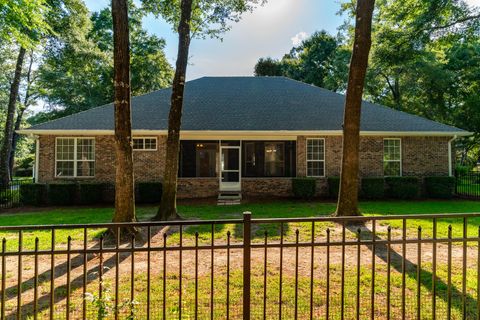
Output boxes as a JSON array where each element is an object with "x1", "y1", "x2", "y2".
[
  {"x1": 456, "y1": 171, "x2": 480, "y2": 200},
  {"x1": 0, "y1": 179, "x2": 32, "y2": 209},
  {"x1": 1, "y1": 212, "x2": 480, "y2": 319}
]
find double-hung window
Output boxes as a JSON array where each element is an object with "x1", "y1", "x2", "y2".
[
  {"x1": 383, "y1": 138, "x2": 401, "y2": 176},
  {"x1": 56, "y1": 138, "x2": 95, "y2": 177},
  {"x1": 306, "y1": 138, "x2": 325, "y2": 177},
  {"x1": 133, "y1": 137, "x2": 157, "y2": 151}
]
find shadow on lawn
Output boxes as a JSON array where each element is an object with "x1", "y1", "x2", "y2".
[
  {"x1": 5, "y1": 226, "x2": 166, "y2": 318},
  {"x1": 345, "y1": 222, "x2": 478, "y2": 318},
  {"x1": 5, "y1": 218, "x2": 478, "y2": 318}
]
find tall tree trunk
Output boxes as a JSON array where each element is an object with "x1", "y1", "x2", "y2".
[
  {"x1": 335, "y1": 0, "x2": 375, "y2": 217},
  {"x1": 111, "y1": 0, "x2": 136, "y2": 228},
  {"x1": 9, "y1": 106, "x2": 26, "y2": 174},
  {"x1": 155, "y1": 0, "x2": 193, "y2": 221},
  {"x1": 0, "y1": 46, "x2": 26, "y2": 187},
  {"x1": 10, "y1": 50, "x2": 34, "y2": 175}
]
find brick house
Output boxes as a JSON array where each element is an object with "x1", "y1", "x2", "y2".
[{"x1": 19, "y1": 77, "x2": 470, "y2": 199}]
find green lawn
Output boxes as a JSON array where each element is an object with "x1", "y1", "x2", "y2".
[
  {"x1": 2, "y1": 200, "x2": 480, "y2": 319},
  {"x1": 456, "y1": 177, "x2": 480, "y2": 196},
  {"x1": 1, "y1": 199, "x2": 479, "y2": 225},
  {"x1": 0, "y1": 199, "x2": 479, "y2": 250}
]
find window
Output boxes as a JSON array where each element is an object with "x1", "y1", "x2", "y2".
[
  {"x1": 384, "y1": 138, "x2": 401, "y2": 176},
  {"x1": 56, "y1": 138, "x2": 95, "y2": 177},
  {"x1": 195, "y1": 143, "x2": 217, "y2": 177},
  {"x1": 133, "y1": 137, "x2": 157, "y2": 151},
  {"x1": 264, "y1": 142, "x2": 285, "y2": 177},
  {"x1": 243, "y1": 141, "x2": 296, "y2": 177},
  {"x1": 306, "y1": 138, "x2": 325, "y2": 177},
  {"x1": 179, "y1": 141, "x2": 218, "y2": 177}
]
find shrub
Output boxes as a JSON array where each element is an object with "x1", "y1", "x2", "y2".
[
  {"x1": 20, "y1": 184, "x2": 47, "y2": 206},
  {"x1": 425, "y1": 176, "x2": 456, "y2": 199},
  {"x1": 385, "y1": 177, "x2": 419, "y2": 199},
  {"x1": 137, "y1": 182, "x2": 162, "y2": 204},
  {"x1": 48, "y1": 183, "x2": 77, "y2": 205},
  {"x1": 14, "y1": 168, "x2": 33, "y2": 177},
  {"x1": 79, "y1": 183, "x2": 106, "y2": 205},
  {"x1": 455, "y1": 165, "x2": 471, "y2": 175},
  {"x1": 292, "y1": 178, "x2": 316, "y2": 199},
  {"x1": 361, "y1": 177, "x2": 385, "y2": 199},
  {"x1": 328, "y1": 177, "x2": 340, "y2": 198}
]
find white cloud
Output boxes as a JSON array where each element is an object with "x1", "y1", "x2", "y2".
[
  {"x1": 465, "y1": 0, "x2": 480, "y2": 7},
  {"x1": 291, "y1": 31, "x2": 309, "y2": 46}
]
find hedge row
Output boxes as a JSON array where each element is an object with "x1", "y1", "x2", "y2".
[
  {"x1": 324, "y1": 176, "x2": 454, "y2": 200},
  {"x1": 329, "y1": 177, "x2": 420, "y2": 199},
  {"x1": 20, "y1": 182, "x2": 162, "y2": 206},
  {"x1": 322, "y1": 177, "x2": 455, "y2": 199}
]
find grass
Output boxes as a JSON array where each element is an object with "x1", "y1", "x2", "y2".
[
  {"x1": 457, "y1": 177, "x2": 480, "y2": 196},
  {"x1": 1, "y1": 199, "x2": 480, "y2": 319},
  {"x1": 9, "y1": 254, "x2": 480, "y2": 319},
  {"x1": 0, "y1": 199, "x2": 479, "y2": 250}
]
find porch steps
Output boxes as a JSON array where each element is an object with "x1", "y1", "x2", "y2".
[{"x1": 217, "y1": 192, "x2": 242, "y2": 205}]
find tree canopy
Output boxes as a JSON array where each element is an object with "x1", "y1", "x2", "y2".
[
  {"x1": 33, "y1": 3, "x2": 173, "y2": 123},
  {"x1": 255, "y1": 0, "x2": 480, "y2": 165},
  {"x1": 254, "y1": 31, "x2": 351, "y2": 92}
]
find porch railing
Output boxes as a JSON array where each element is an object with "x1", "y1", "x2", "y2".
[{"x1": 1, "y1": 212, "x2": 480, "y2": 319}]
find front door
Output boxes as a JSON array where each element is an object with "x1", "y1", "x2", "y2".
[{"x1": 220, "y1": 143, "x2": 241, "y2": 192}]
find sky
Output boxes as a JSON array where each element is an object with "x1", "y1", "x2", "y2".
[
  {"x1": 84, "y1": 0, "x2": 480, "y2": 81},
  {"x1": 84, "y1": 0, "x2": 345, "y2": 80}
]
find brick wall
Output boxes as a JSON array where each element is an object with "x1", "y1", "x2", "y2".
[
  {"x1": 402, "y1": 136, "x2": 450, "y2": 176},
  {"x1": 177, "y1": 178, "x2": 219, "y2": 199},
  {"x1": 37, "y1": 134, "x2": 451, "y2": 198},
  {"x1": 296, "y1": 135, "x2": 450, "y2": 178},
  {"x1": 38, "y1": 135, "x2": 166, "y2": 183}
]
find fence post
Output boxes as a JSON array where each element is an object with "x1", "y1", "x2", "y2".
[{"x1": 243, "y1": 211, "x2": 251, "y2": 320}]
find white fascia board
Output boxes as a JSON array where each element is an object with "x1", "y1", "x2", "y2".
[{"x1": 16, "y1": 129, "x2": 473, "y2": 137}]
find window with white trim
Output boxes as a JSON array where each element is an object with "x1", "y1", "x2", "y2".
[
  {"x1": 56, "y1": 138, "x2": 95, "y2": 177},
  {"x1": 306, "y1": 138, "x2": 325, "y2": 177},
  {"x1": 133, "y1": 137, "x2": 157, "y2": 151},
  {"x1": 383, "y1": 138, "x2": 401, "y2": 176}
]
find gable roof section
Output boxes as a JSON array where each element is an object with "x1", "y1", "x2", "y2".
[{"x1": 23, "y1": 76, "x2": 468, "y2": 135}]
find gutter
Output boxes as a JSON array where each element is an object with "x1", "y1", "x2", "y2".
[
  {"x1": 16, "y1": 129, "x2": 474, "y2": 137},
  {"x1": 34, "y1": 135, "x2": 39, "y2": 183},
  {"x1": 448, "y1": 135, "x2": 458, "y2": 177}
]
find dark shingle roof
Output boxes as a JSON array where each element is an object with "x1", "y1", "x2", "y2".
[{"x1": 27, "y1": 76, "x2": 467, "y2": 133}]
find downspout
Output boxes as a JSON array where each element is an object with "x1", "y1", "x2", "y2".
[
  {"x1": 448, "y1": 135, "x2": 457, "y2": 177},
  {"x1": 34, "y1": 135, "x2": 39, "y2": 183}
]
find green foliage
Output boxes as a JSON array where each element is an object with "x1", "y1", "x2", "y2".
[
  {"x1": 254, "y1": 57, "x2": 283, "y2": 76},
  {"x1": 292, "y1": 178, "x2": 316, "y2": 199},
  {"x1": 360, "y1": 177, "x2": 385, "y2": 199},
  {"x1": 255, "y1": 31, "x2": 350, "y2": 92},
  {"x1": 339, "y1": 0, "x2": 480, "y2": 152},
  {"x1": 328, "y1": 177, "x2": 340, "y2": 198},
  {"x1": 142, "y1": 0, "x2": 264, "y2": 40},
  {"x1": 78, "y1": 183, "x2": 106, "y2": 205},
  {"x1": 34, "y1": 4, "x2": 173, "y2": 123},
  {"x1": 456, "y1": 165, "x2": 471, "y2": 175},
  {"x1": 14, "y1": 168, "x2": 33, "y2": 177},
  {"x1": 137, "y1": 182, "x2": 162, "y2": 204},
  {"x1": 47, "y1": 183, "x2": 76, "y2": 205},
  {"x1": 385, "y1": 177, "x2": 420, "y2": 199},
  {"x1": 0, "y1": 0, "x2": 51, "y2": 47},
  {"x1": 19, "y1": 183, "x2": 47, "y2": 206},
  {"x1": 425, "y1": 176, "x2": 456, "y2": 199}
]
